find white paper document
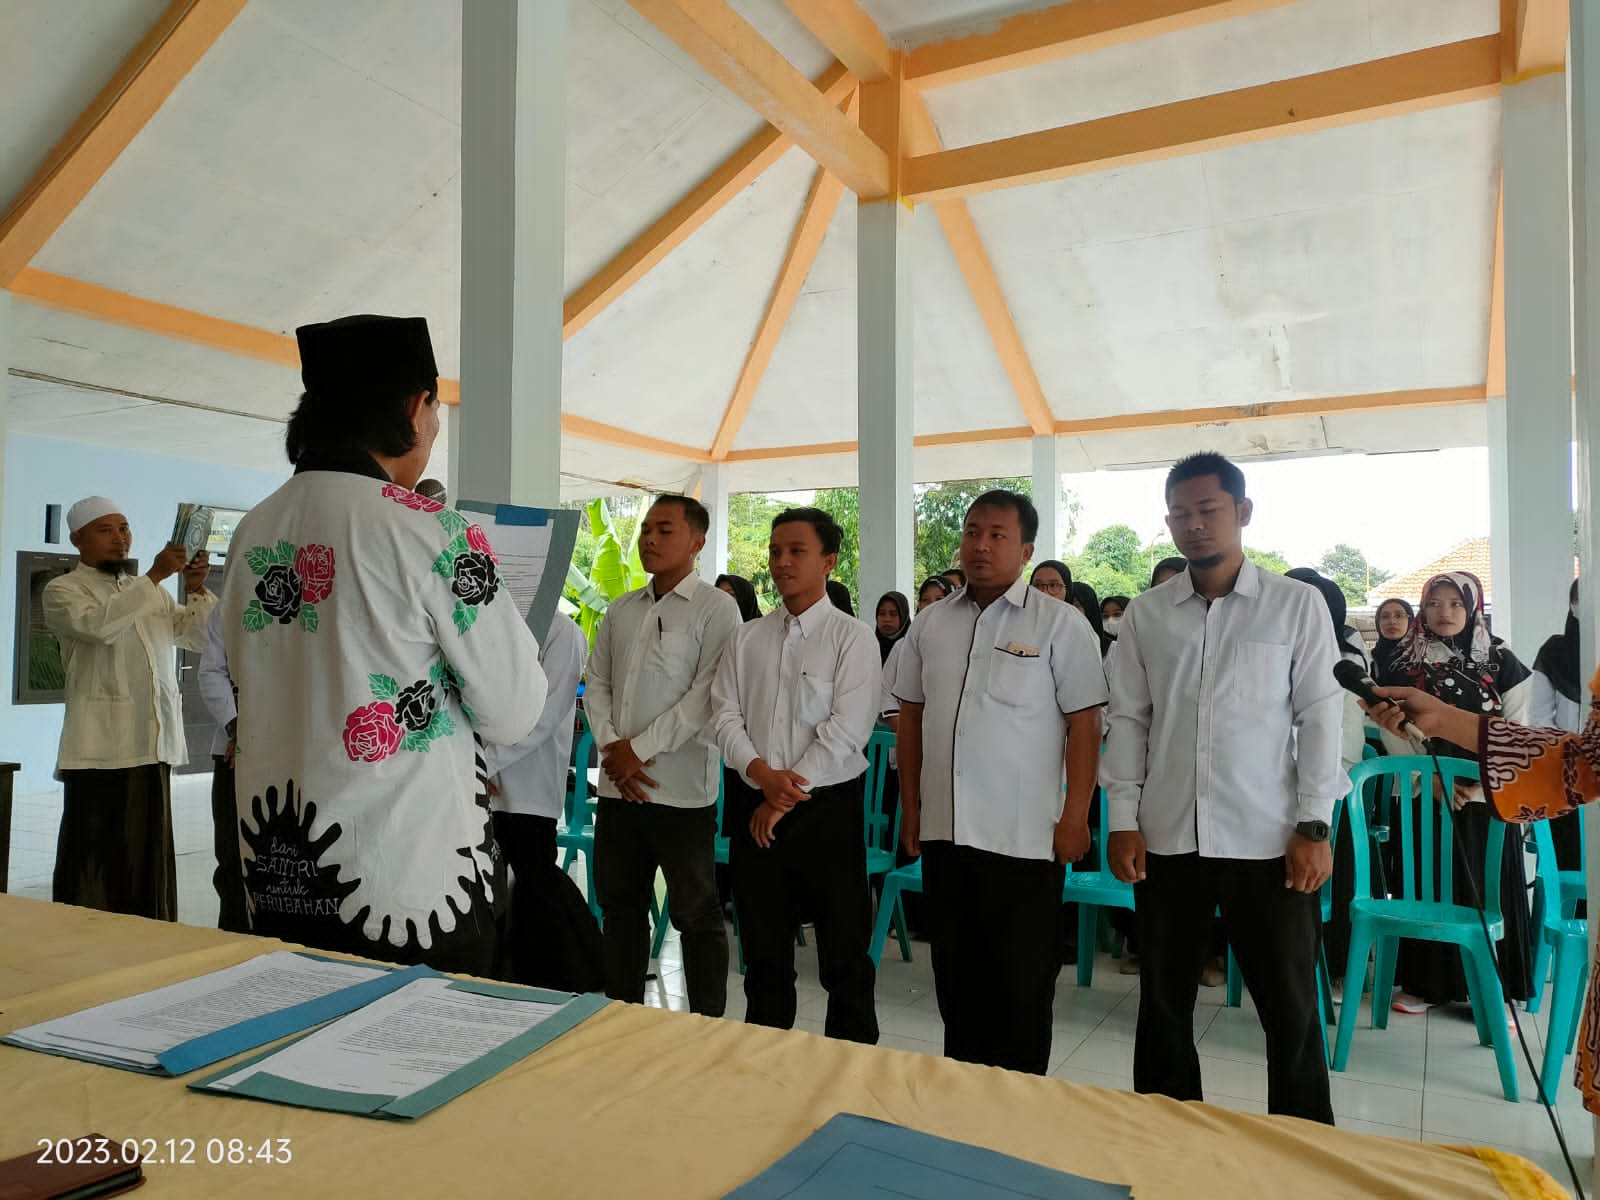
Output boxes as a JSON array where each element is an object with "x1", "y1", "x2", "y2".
[
  {"x1": 4, "y1": 951, "x2": 386, "y2": 1071},
  {"x1": 205, "y1": 976, "x2": 563, "y2": 1098},
  {"x1": 456, "y1": 502, "x2": 578, "y2": 641}
]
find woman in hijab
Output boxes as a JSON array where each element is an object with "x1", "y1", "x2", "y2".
[
  {"x1": 917, "y1": 575, "x2": 953, "y2": 612},
  {"x1": 1068, "y1": 580, "x2": 1114, "y2": 657},
  {"x1": 1101, "y1": 595, "x2": 1130, "y2": 641},
  {"x1": 873, "y1": 591, "x2": 910, "y2": 665},
  {"x1": 825, "y1": 579, "x2": 855, "y2": 617},
  {"x1": 1372, "y1": 597, "x2": 1414, "y2": 679},
  {"x1": 1028, "y1": 559, "x2": 1072, "y2": 602},
  {"x1": 1374, "y1": 571, "x2": 1534, "y2": 1014},
  {"x1": 715, "y1": 573, "x2": 761, "y2": 623},
  {"x1": 1532, "y1": 579, "x2": 1583, "y2": 733}
]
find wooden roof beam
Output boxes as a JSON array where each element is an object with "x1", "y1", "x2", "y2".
[
  {"x1": 1503, "y1": 0, "x2": 1568, "y2": 79},
  {"x1": 0, "y1": 0, "x2": 246, "y2": 286},
  {"x1": 904, "y1": 0, "x2": 1301, "y2": 90},
  {"x1": 627, "y1": 0, "x2": 890, "y2": 196},
  {"x1": 902, "y1": 35, "x2": 1503, "y2": 204},
  {"x1": 781, "y1": 0, "x2": 895, "y2": 82}
]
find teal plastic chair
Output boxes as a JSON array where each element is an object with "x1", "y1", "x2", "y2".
[
  {"x1": 1531, "y1": 818, "x2": 1589, "y2": 1105},
  {"x1": 555, "y1": 712, "x2": 599, "y2": 920},
  {"x1": 1529, "y1": 807, "x2": 1587, "y2": 1015},
  {"x1": 1061, "y1": 787, "x2": 1135, "y2": 987},
  {"x1": 863, "y1": 730, "x2": 913, "y2": 964},
  {"x1": 1331, "y1": 756, "x2": 1519, "y2": 1101},
  {"x1": 869, "y1": 858, "x2": 923, "y2": 967}
]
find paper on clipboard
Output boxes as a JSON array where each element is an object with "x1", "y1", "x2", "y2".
[{"x1": 455, "y1": 501, "x2": 579, "y2": 642}]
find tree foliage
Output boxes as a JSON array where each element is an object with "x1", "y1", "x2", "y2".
[{"x1": 1318, "y1": 542, "x2": 1391, "y2": 605}]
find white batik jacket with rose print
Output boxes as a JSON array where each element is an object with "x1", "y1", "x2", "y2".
[{"x1": 220, "y1": 464, "x2": 546, "y2": 966}]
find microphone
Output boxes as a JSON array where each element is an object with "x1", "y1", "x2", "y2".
[
  {"x1": 415, "y1": 478, "x2": 447, "y2": 504},
  {"x1": 1332, "y1": 660, "x2": 1427, "y2": 744}
]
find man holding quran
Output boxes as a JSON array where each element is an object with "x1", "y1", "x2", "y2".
[{"x1": 44, "y1": 497, "x2": 215, "y2": 920}]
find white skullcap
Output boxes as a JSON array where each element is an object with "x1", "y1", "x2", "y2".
[{"x1": 67, "y1": 496, "x2": 124, "y2": 534}]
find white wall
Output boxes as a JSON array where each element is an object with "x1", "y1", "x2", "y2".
[{"x1": 0, "y1": 436, "x2": 289, "y2": 793}]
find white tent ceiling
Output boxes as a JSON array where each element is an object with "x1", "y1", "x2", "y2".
[{"x1": 0, "y1": 0, "x2": 1504, "y2": 497}]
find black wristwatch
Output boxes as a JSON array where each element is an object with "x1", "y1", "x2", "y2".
[{"x1": 1294, "y1": 819, "x2": 1331, "y2": 843}]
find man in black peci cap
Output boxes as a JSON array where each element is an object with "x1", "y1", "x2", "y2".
[{"x1": 215, "y1": 315, "x2": 546, "y2": 974}]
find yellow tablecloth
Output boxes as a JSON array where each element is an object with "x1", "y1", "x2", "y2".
[{"x1": 0, "y1": 895, "x2": 1569, "y2": 1199}]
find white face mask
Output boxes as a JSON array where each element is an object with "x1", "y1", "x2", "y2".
[{"x1": 1103, "y1": 616, "x2": 1123, "y2": 635}]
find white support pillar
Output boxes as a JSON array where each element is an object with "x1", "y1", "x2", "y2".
[
  {"x1": 458, "y1": 0, "x2": 565, "y2": 508},
  {"x1": 1571, "y1": 4, "x2": 1600, "y2": 1183},
  {"x1": 698, "y1": 463, "x2": 730, "y2": 584},
  {"x1": 0, "y1": 292, "x2": 9, "y2": 549},
  {"x1": 1489, "y1": 72, "x2": 1575, "y2": 650},
  {"x1": 857, "y1": 198, "x2": 915, "y2": 608},
  {"x1": 444, "y1": 403, "x2": 461, "y2": 503},
  {"x1": 1031, "y1": 435, "x2": 1062, "y2": 561}
]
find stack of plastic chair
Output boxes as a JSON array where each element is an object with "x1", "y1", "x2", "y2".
[
  {"x1": 1530, "y1": 817, "x2": 1588, "y2": 1105},
  {"x1": 1529, "y1": 808, "x2": 1587, "y2": 1012},
  {"x1": 869, "y1": 859, "x2": 922, "y2": 968},
  {"x1": 1060, "y1": 786, "x2": 1136, "y2": 987},
  {"x1": 554, "y1": 712, "x2": 600, "y2": 921},
  {"x1": 1331, "y1": 756, "x2": 1519, "y2": 1102}
]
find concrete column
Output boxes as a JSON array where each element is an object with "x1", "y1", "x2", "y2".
[
  {"x1": 698, "y1": 463, "x2": 730, "y2": 584},
  {"x1": 1570, "y1": 4, "x2": 1600, "y2": 1183},
  {"x1": 856, "y1": 197, "x2": 915, "y2": 607},
  {"x1": 1489, "y1": 72, "x2": 1574, "y2": 650},
  {"x1": 444, "y1": 403, "x2": 461, "y2": 502},
  {"x1": 1031, "y1": 435, "x2": 1062, "y2": 561},
  {"x1": 458, "y1": 0, "x2": 565, "y2": 508}
]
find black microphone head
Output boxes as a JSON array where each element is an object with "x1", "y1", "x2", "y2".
[
  {"x1": 414, "y1": 478, "x2": 447, "y2": 503},
  {"x1": 1332, "y1": 659, "x2": 1381, "y2": 704}
]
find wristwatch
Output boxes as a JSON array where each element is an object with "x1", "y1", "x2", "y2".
[{"x1": 1294, "y1": 819, "x2": 1331, "y2": 843}]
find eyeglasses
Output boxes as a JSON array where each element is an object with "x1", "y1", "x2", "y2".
[{"x1": 1033, "y1": 580, "x2": 1067, "y2": 595}]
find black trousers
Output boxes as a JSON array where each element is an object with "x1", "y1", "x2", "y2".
[
  {"x1": 1134, "y1": 852, "x2": 1333, "y2": 1124},
  {"x1": 492, "y1": 812, "x2": 604, "y2": 993},
  {"x1": 922, "y1": 840, "x2": 1064, "y2": 1074},
  {"x1": 727, "y1": 774, "x2": 878, "y2": 1043},
  {"x1": 594, "y1": 798, "x2": 727, "y2": 1016},
  {"x1": 210, "y1": 757, "x2": 250, "y2": 934},
  {"x1": 55, "y1": 765, "x2": 175, "y2": 921}
]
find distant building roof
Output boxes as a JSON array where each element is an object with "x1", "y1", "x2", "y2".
[{"x1": 1368, "y1": 538, "x2": 1493, "y2": 608}]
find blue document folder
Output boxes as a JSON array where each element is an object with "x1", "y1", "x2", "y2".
[{"x1": 722, "y1": 1114, "x2": 1131, "y2": 1200}]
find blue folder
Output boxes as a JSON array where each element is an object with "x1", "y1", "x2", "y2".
[{"x1": 722, "y1": 1114, "x2": 1131, "y2": 1200}]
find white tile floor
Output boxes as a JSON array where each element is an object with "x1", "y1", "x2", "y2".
[{"x1": 5, "y1": 776, "x2": 1596, "y2": 1189}]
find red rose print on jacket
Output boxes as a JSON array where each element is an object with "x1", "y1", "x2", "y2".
[
  {"x1": 464, "y1": 524, "x2": 499, "y2": 564},
  {"x1": 294, "y1": 544, "x2": 336, "y2": 604},
  {"x1": 382, "y1": 483, "x2": 444, "y2": 513},
  {"x1": 343, "y1": 702, "x2": 404, "y2": 763}
]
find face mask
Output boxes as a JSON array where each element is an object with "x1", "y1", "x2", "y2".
[{"x1": 1103, "y1": 617, "x2": 1122, "y2": 635}]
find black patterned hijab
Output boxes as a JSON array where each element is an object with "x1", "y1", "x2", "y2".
[{"x1": 1381, "y1": 572, "x2": 1529, "y2": 716}]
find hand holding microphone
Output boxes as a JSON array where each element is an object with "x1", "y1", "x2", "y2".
[{"x1": 1331, "y1": 660, "x2": 1430, "y2": 744}]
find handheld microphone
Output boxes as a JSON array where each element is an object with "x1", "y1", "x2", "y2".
[
  {"x1": 1331, "y1": 659, "x2": 1428, "y2": 744},
  {"x1": 415, "y1": 478, "x2": 448, "y2": 504}
]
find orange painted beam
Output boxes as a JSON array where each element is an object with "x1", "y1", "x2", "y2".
[
  {"x1": 719, "y1": 387, "x2": 1487, "y2": 462},
  {"x1": 564, "y1": 62, "x2": 853, "y2": 341},
  {"x1": 902, "y1": 36, "x2": 1503, "y2": 204},
  {"x1": 12, "y1": 269, "x2": 710, "y2": 461},
  {"x1": 781, "y1": 0, "x2": 894, "y2": 82},
  {"x1": 0, "y1": 0, "x2": 246, "y2": 286},
  {"x1": 904, "y1": 0, "x2": 1301, "y2": 90},
  {"x1": 710, "y1": 163, "x2": 847, "y2": 460},
  {"x1": 627, "y1": 0, "x2": 889, "y2": 196},
  {"x1": 904, "y1": 100, "x2": 1054, "y2": 436},
  {"x1": 1506, "y1": 0, "x2": 1567, "y2": 77},
  {"x1": 1486, "y1": 174, "x2": 1506, "y2": 398}
]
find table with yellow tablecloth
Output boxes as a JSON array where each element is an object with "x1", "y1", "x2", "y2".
[{"x1": 0, "y1": 895, "x2": 1569, "y2": 1199}]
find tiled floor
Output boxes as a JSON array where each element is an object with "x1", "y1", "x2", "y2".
[{"x1": 6, "y1": 777, "x2": 1596, "y2": 1189}]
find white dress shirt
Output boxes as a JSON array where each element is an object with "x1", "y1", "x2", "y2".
[
  {"x1": 712, "y1": 595, "x2": 879, "y2": 789},
  {"x1": 43, "y1": 563, "x2": 216, "y2": 771},
  {"x1": 484, "y1": 615, "x2": 587, "y2": 820},
  {"x1": 197, "y1": 604, "x2": 236, "y2": 758},
  {"x1": 892, "y1": 577, "x2": 1108, "y2": 861},
  {"x1": 1531, "y1": 669, "x2": 1584, "y2": 733},
  {"x1": 584, "y1": 574, "x2": 740, "y2": 809},
  {"x1": 1102, "y1": 560, "x2": 1346, "y2": 860}
]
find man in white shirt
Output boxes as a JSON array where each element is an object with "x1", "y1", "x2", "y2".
[
  {"x1": 895, "y1": 490, "x2": 1107, "y2": 1074},
  {"x1": 197, "y1": 607, "x2": 248, "y2": 932},
  {"x1": 712, "y1": 508, "x2": 881, "y2": 1042},
  {"x1": 586, "y1": 495, "x2": 741, "y2": 1015},
  {"x1": 1104, "y1": 452, "x2": 1343, "y2": 1124},
  {"x1": 44, "y1": 497, "x2": 214, "y2": 920},
  {"x1": 484, "y1": 614, "x2": 599, "y2": 992}
]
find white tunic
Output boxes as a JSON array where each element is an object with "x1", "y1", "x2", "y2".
[
  {"x1": 44, "y1": 563, "x2": 215, "y2": 772},
  {"x1": 484, "y1": 614, "x2": 587, "y2": 820},
  {"x1": 220, "y1": 469, "x2": 546, "y2": 955}
]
